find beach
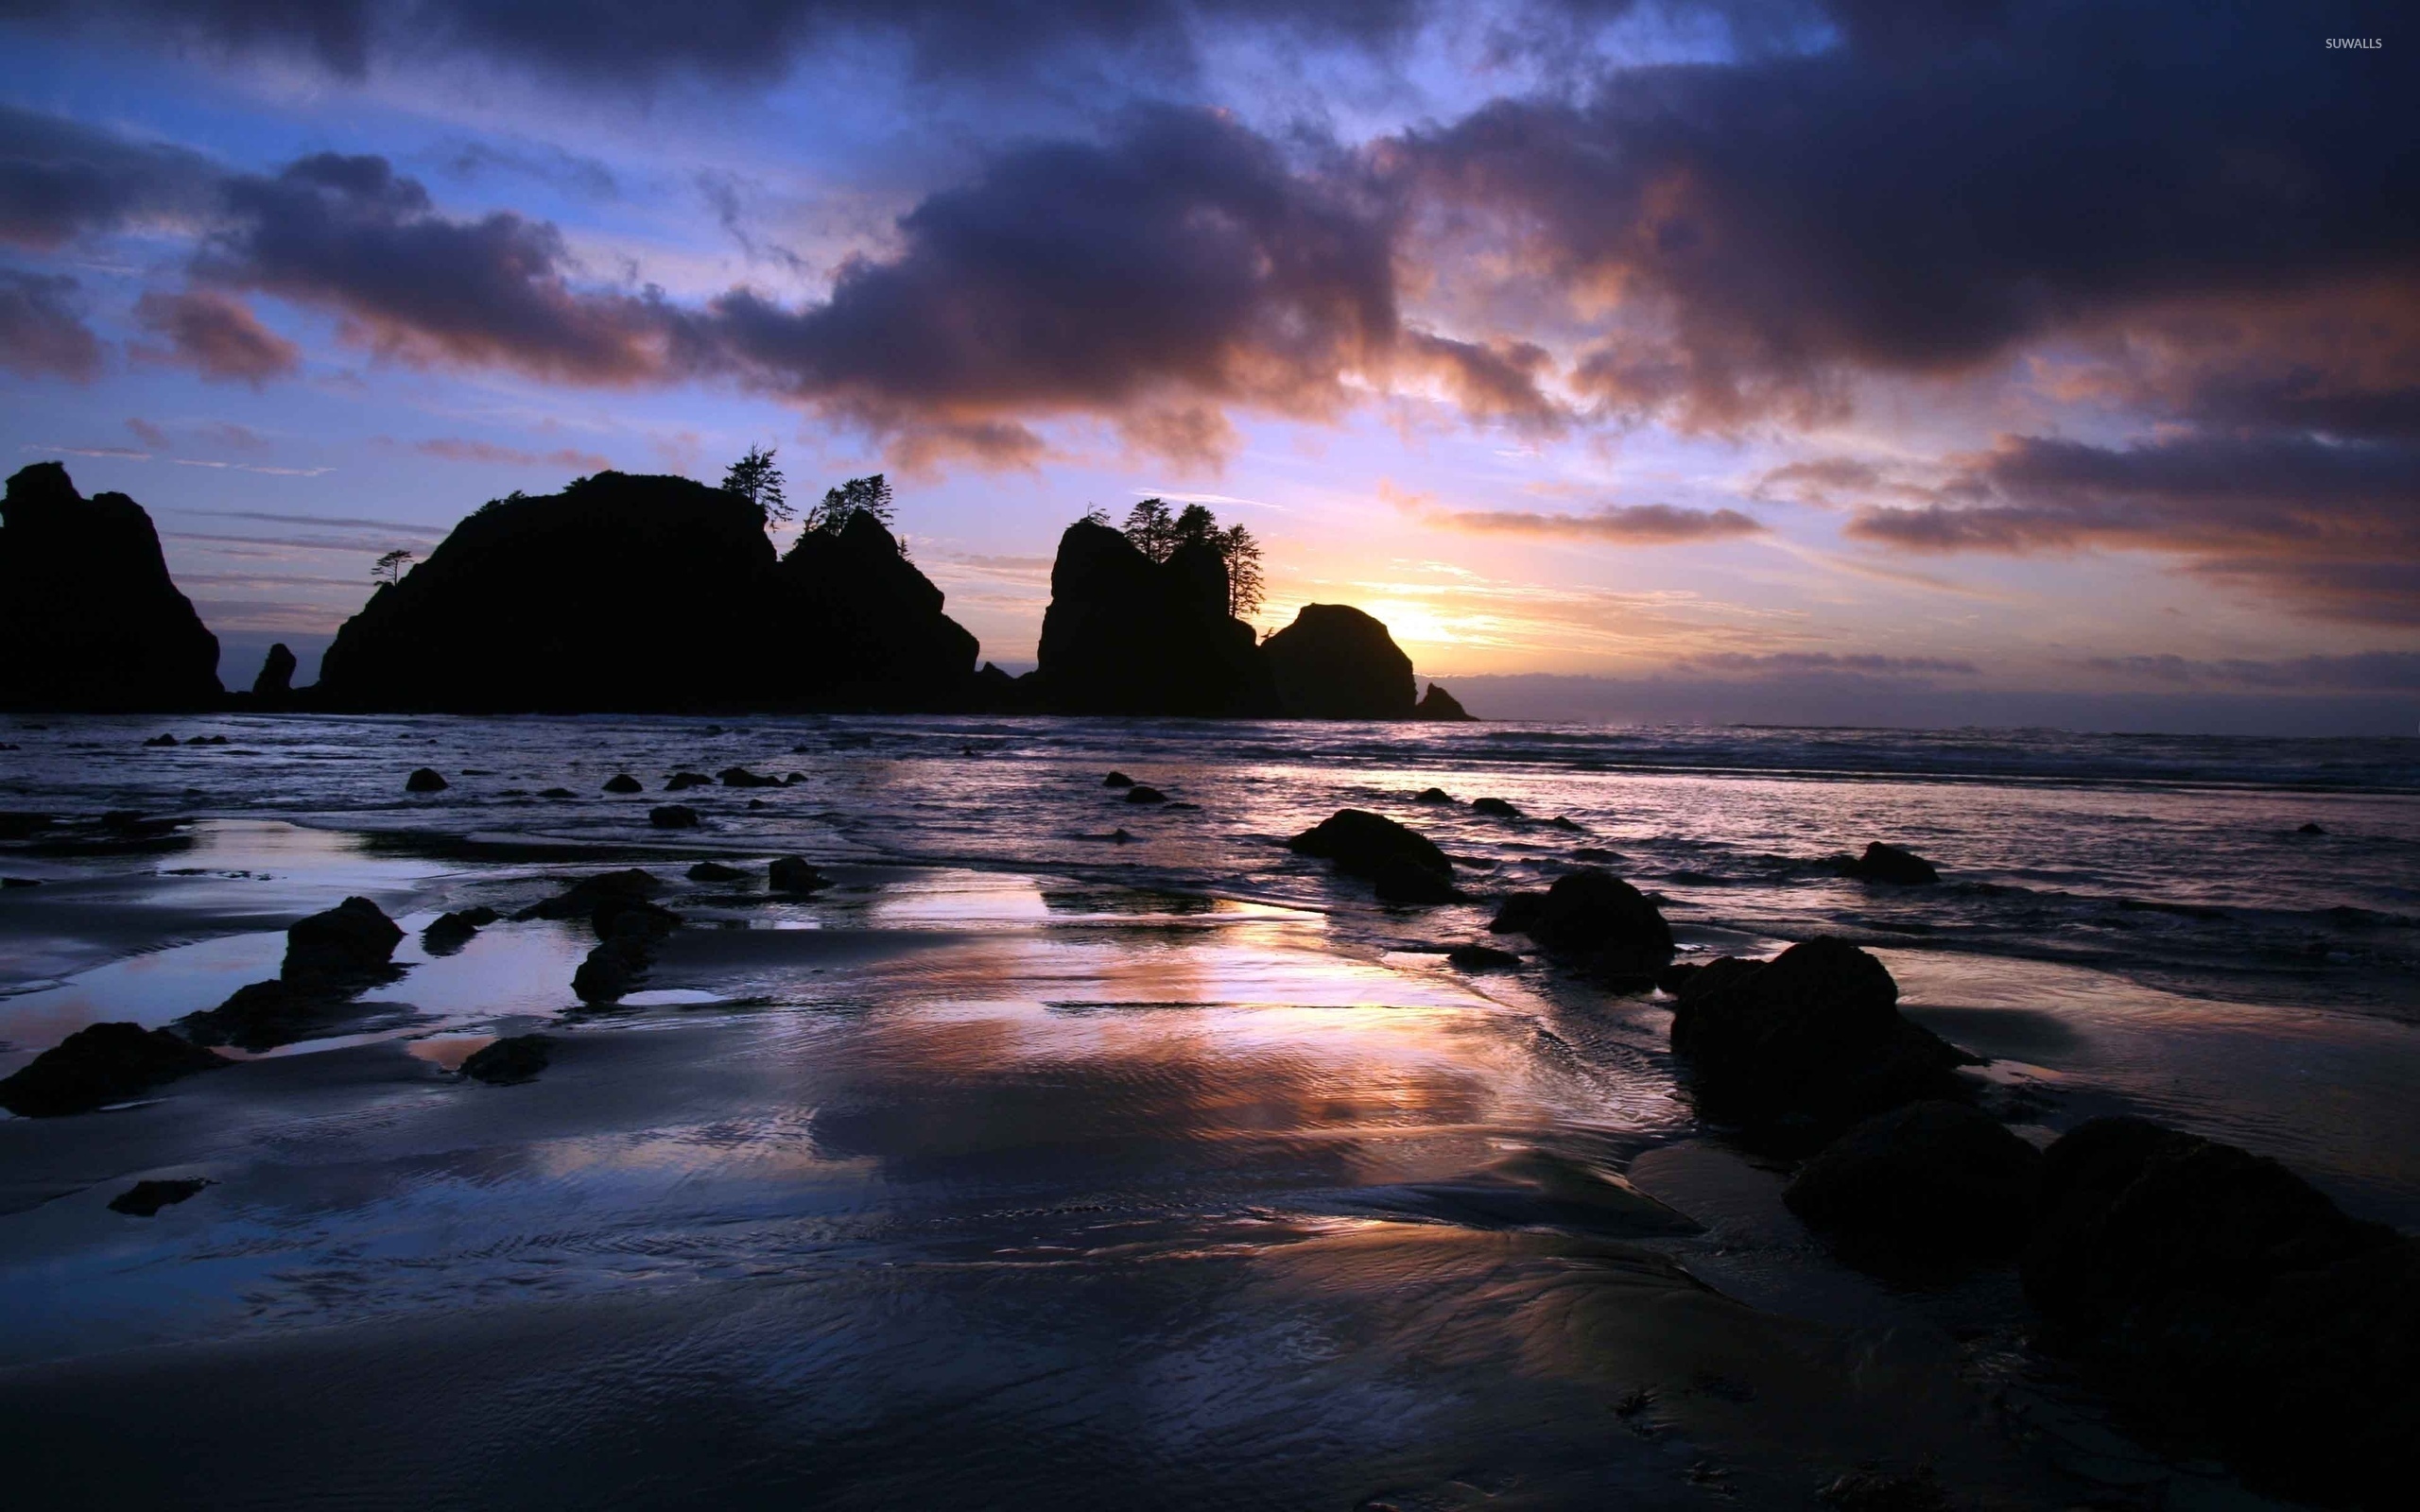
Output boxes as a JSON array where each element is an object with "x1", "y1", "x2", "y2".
[{"x1": 3, "y1": 714, "x2": 2416, "y2": 1506}]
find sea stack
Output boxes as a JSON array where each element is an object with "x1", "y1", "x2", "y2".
[
  {"x1": 0, "y1": 462, "x2": 222, "y2": 711},
  {"x1": 1033, "y1": 518, "x2": 1275, "y2": 715},
  {"x1": 1261, "y1": 604, "x2": 1416, "y2": 718}
]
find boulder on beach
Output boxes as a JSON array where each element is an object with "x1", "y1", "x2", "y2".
[
  {"x1": 717, "y1": 766, "x2": 780, "y2": 788},
  {"x1": 686, "y1": 861, "x2": 749, "y2": 883},
  {"x1": 1447, "y1": 943, "x2": 1522, "y2": 971},
  {"x1": 2023, "y1": 1117, "x2": 2418, "y2": 1506},
  {"x1": 1668, "y1": 937, "x2": 1971, "y2": 1137},
  {"x1": 1783, "y1": 1100, "x2": 2042, "y2": 1266},
  {"x1": 311, "y1": 472, "x2": 977, "y2": 713},
  {"x1": 422, "y1": 906, "x2": 499, "y2": 955},
  {"x1": 1471, "y1": 797, "x2": 1522, "y2": 819},
  {"x1": 1415, "y1": 787, "x2": 1453, "y2": 804},
  {"x1": 406, "y1": 767, "x2": 448, "y2": 793},
  {"x1": 1289, "y1": 810, "x2": 1459, "y2": 903},
  {"x1": 1124, "y1": 785, "x2": 1167, "y2": 804},
  {"x1": 666, "y1": 771, "x2": 712, "y2": 791},
  {"x1": 1488, "y1": 869, "x2": 1673, "y2": 977},
  {"x1": 650, "y1": 804, "x2": 700, "y2": 829},
  {"x1": 0, "y1": 463, "x2": 222, "y2": 712},
  {"x1": 602, "y1": 774, "x2": 642, "y2": 794},
  {"x1": 0, "y1": 1022, "x2": 226, "y2": 1117},
  {"x1": 251, "y1": 643, "x2": 297, "y2": 702},
  {"x1": 284, "y1": 896, "x2": 406, "y2": 980},
  {"x1": 1840, "y1": 841, "x2": 1940, "y2": 885},
  {"x1": 108, "y1": 1177, "x2": 214, "y2": 1216},
  {"x1": 769, "y1": 856, "x2": 827, "y2": 893},
  {"x1": 1413, "y1": 682, "x2": 1478, "y2": 721},
  {"x1": 181, "y1": 896, "x2": 408, "y2": 1050},
  {"x1": 1033, "y1": 519, "x2": 1275, "y2": 716},
  {"x1": 1261, "y1": 604, "x2": 1416, "y2": 719},
  {"x1": 1103, "y1": 771, "x2": 1134, "y2": 788},
  {"x1": 460, "y1": 1034, "x2": 552, "y2": 1085}
]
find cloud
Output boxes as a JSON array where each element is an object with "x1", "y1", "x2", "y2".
[
  {"x1": 1846, "y1": 432, "x2": 2420, "y2": 621},
  {"x1": 1682, "y1": 649, "x2": 1978, "y2": 676},
  {"x1": 2085, "y1": 651, "x2": 2420, "y2": 693},
  {"x1": 133, "y1": 287, "x2": 301, "y2": 383},
  {"x1": 407, "y1": 437, "x2": 613, "y2": 472},
  {"x1": 126, "y1": 417, "x2": 169, "y2": 448},
  {"x1": 164, "y1": 507, "x2": 441, "y2": 533},
  {"x1": 1434, "y1": 501, "x2": 1765, "y2": 543},
  {"x1": 0, "y1": 270, "x2": 101, "y2": 378},
  {"x1": 0, "y1": 102, "x2": 218, "y2": 249}
]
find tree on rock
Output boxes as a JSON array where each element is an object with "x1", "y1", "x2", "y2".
[
  {"x1": 722, "y1": 446, "x2": 790, "y2": 525},
  {"x1": 372, "y1": 549, "x2": 413, "y2": 586},
  {"x1": 1120, "y1": 499, "x2": 1265, "y2": 616},
  {"x1": 807, "y1": 474, "x2": 897, "y2": 544}
]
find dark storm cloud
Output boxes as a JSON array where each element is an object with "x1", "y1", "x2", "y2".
[
  {"x1": 195, "y1": 153, "x2": 697, "y2": 383},
  {"x1": 702, "y1": 107, "x2": 1401, "y2": 456},
  {"x1": 132, "y1": 287, "x2": 300, "y2": 384},
  {"x1": 0, "y1": 0, "x2": 1443, "y2": 86},
  {"x1": 1849, "y1": 434, "x2": 2420, "y2": 623},
  {"x1": 1392, "y1": 1, "x2": 2419, "y2": 428},
  {"x1": 0, "y1": 103, "x2": 219, "y2": 249},
  {"x1": 0, "y1": 269, "x2": 100, "y2": 379}
]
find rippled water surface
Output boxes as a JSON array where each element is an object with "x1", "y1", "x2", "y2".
[{"x1": 2, "y1": 714, "x2": 2415, "y2": 1507}]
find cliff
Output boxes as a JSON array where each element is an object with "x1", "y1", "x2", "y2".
[
  {"x1": 0, "y1": 463, "x2": 221, "y2": 711},
  {"x1": 1033, "y1": 520, "x2": 1275, "y2": 716},
  {"x1": 1262, "y1": 603, "x2": 1417, "y2": 718}
]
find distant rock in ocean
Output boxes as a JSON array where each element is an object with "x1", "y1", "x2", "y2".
[
  {"x1": 1262, "y1": 604, "x2": 1415, "y2": 719},
  {"x1": 1413, "y1": 682, "x2": 1476, "y2": 721},
  {"x1": 311, "y1": 472, "x2": 977, "y2": 713},
  {"x1": 1034, "y1": 519, "x2": 1275, "y2": 716},
  {"x1": 250, "y1": 643, "x2": 298, "y2": 703},
  {"x1": 0, "y1": 462, "x2": 222, "y2": 712}
]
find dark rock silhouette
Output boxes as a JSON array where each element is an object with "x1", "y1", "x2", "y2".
[
  {"x1": 1413, "y1": 682, "x2": 1477, "y2": 720},
  {"x1": 1668, "y1": 938, "x2": 1971, "y2": 1139},
  {"x1": 718, "y1": 766, "x2": 780, "y2": 788},
  {"x1": 602, "y1": 774, "x2": 642, "y2": 794},
  {"x1": 650, "y1": 804, "x2": 700, "y2": 828},
  {"x1": 1034, "y1": 520, "x2": 1274, "y2": 715},
  {"x1": 1288, "y1": 810, "x2": 1458, "y2": 903},
  {"x1": 1261, "y1": 604, "x2": 1414, "y2": 718},
  {"x1": 666, "y1": 772, "x2": 712, "y2": 791},
  {"x1": 769, "y1": 856, "x2": 827, "y2": 893},
  {"x1": 1, "y1": 463, "x2": 221, "y2": 712},
  {"x1": 1471, "y1": 797, "x2": 1522, "y2": 818},
  {"x1": 1447, "y1": 943, "x2": 1522, "y2": 970},
  {"x1": 1415, "y1": 787, "x2": 1453, "y2": 804},
  {"x1": 312, "y1": 472, "x2": 976, "y2": 712},
  {"x1": 182, "y1": 897, "x2": 407, "y2": 1050},
  {"x1": 1488, "y1": 869, "x2": 1672, "y2": 977},
  {"x1": 1783, "y1": 1100, "x2": 2041, "y2": 1266},
  {"x1": 1840, "y1": 841, "x2": 1941, "y2": 885},
  {"x1": 251, "y1": 643, "x2": 297, "y2": 701},
  {"x1": 686, "y1": 861, "x2": 748, "y2": 882},
  {"x1": 461, "y1": 1034, "x2": 551, "y2": 1085},
  {"x1": 1103, "y1": 772, "x2": 1134, "y2": 788},
  {"x1": 1124, "y1": 784, "x2": 1167, "y2": 804},
  {"x1": 422, "y1": 906, "x2": 498, "y2": 955},
  {"x1": 406, "y1": 767, "x2": 448, "y2": 793},
  {"x1": 2297, "y1": 821, "x2": 2326, "y2": 834},
  {"x1": 519, "y1": 870, "x2": 680, "y2": 1005},
  {"x1": 2024, "y1": 1117, "x2": 2415, "y2": 1505},
  {"x1": 109, "y1": 1177, "x2": 214, "y2": 1216},
  {"x1": 0, "y1": 1022, "x2": 226, "y2": 1116}
]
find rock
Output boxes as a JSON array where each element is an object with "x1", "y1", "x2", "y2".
[
  {"x1": 783, "y1": 772, "x2": 806, "y2": 784},
  {"x1": 602, "y1": 774, "x2": 642, "y2": 794},
  {"x1": 1486, "y1": 869, "x2": 1673, "y2": 975},
  {"x1": 1782, "y1": 1100, "x2": 2042, "y2": 1265},
  {"x1": 2, "y1": 876, "x2": 40, "y2": 887},
  {"x1": 1, "y1": 463, "x2": 222, "y2": 712},
  {"x1": 1373, "y1": 858, "x2": 1463, "y2": 904},
  {"x1": 422, "y1": 906, "x2": 498, "y2": 955},
  {"x1": 1447, "y1": 943, "x2": 1522, "y2": 971},
  {"x1": 311, "y1": 472, "x2": 977, "y2": 713},
  {"x1": 768, "y1": 856, "x2": 828, "y2": 893},
  {"x1": 1471, "y1": 797, "x2": 1522, "y2": 818},
  {"x1": 1124, "y1": 785, "x2": 1167, "y2": 804},
  {"x1": 538, "y1": 786, "x2": 576, "y2": 799},
  {"x1": 285, "y1": 896, "x2": 405, "y2": 980},
  {"x1": 1547, "y1": 816, "x2": 1582, "y2": 832},
  {"x1": 1668, "y1": 938, "x2": 1971, "y2": 1137},
  {"x1": 1815, "y1": 1467, "x2": 1949, "y2": 1512},
  {"x1": 1110, "y1": 828, "x2": 1135, "y2": 843},
  {"x1": 144, "y1": 732, "x2": 179, "y2": 747},
  {"x1": 573, "y1": 930, "x2": 662, "y2": 1003},
  {"x1": 1413, "y1": 682, "x2": 1478, "y2": 721},
  {"x1": 1572, "y1": 847, "x2": 1622, "y2": 864},
  {"x1": 406, "y1": 766, "x2": 449, "y2": 793},
  {"x1": 2297, "y1": 821, "x2": 2326, "y2": 834},
  {"x1": 460, "y1": 1034, "x2": 551, "y2": 1085},
  {"x1": 250, "y1": 642, "x2": 298, "y2": 701},
  {"x1": 1290, "y1": 809, "x2": 1451, "y2": 878},
  {"x1": 517, "y1": 869, "x2": 665, "y2": 923},
  {"x1": 717, "y1": 766, "x2": 780, "y2": 788},
  {"x1": 1262, "y1": 603, "x2": 1416, "y2": 718},
  {"x1": 649, "y1": 804, "x2": 700, "y2": 829},
  {"x1": 109, "y1": 1177, "x2": 214, "y2": 1216},
  {"x1": 1103, "y1": 771, "x2": 1134, "y2": 788},
  {"x1": 2023, "y1": 1117, "x2": 2417, "y2": 1506},
  {"x1": 0, "y1": 1022, "x2": 225, "y2": 1116},
  {"x1": 686, "y1": 861, "x2": 749, "y2": 882},
  {"x1": 666, "y1": 771, "x2": 712, "y2": 791},
  {"x1": 1032, "y1": 519, "x2": 1274, "y2": 715},
  {"x1": 1840, "y1": 841, "x2": 1940, "y2": 885},
  {"x1": 1414, "y1": 787, "x2": 1454, "y2": 804}
]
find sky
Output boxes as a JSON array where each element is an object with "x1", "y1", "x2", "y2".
[{"x1": 1, "y1": 1, "x2": 2413, "y2": 732}]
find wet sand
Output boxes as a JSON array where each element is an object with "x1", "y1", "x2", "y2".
[{"x1": 0, "y1": 816, "x2": 2394, "y2": 1506}]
